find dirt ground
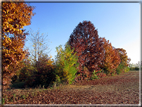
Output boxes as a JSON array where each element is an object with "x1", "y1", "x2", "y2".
[{"x1": 2, "y1": 71, "x2": 140, "y2": 104}]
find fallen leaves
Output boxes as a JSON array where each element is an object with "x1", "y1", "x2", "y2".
[{"x1": 2, "y1": 71, "x2": 139, "y2": 104}]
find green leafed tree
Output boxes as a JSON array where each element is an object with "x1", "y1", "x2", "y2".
[{"x1": 55, "y1": 42, "x2": 79, "y2": 84}]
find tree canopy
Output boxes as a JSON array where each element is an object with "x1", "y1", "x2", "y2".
[
  {"x1": 2, "y1": 1, "x2": 35, "y2": 89},
  {"x1": 68, "y1": 21, "x2": 105, "y2": 79}
]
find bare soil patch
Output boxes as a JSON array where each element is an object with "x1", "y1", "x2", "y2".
[{"x1": 2, "y1": 71, "x2": 139, "y2": 104}]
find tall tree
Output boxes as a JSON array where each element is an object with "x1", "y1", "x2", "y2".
[
  {"x1": 26, "y1": 29, "x2": 51, "y2": 63},
  {"x1": 2, "y1": 1, "x2": 34, "y2": 89},
  {"x1": 2, "y1": 2, "x2": 34, "y2": 38},
  {"x1": 68, "y1": 21, "x2": 105, "y2": 80},
  {"x1": 55, "y1": 42, "x2": 79, "y2": 84}
]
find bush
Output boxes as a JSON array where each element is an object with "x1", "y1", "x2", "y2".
[
  {"x1": 11, "y1": 59, "x2": 37, "y2": 84},
  {"x1": 54, "y1": 75, "x2": 61, "y2": 85},
  {"x1": 135, "y1": 67, "x2": 139, "y2": 70},
  {"x1": 90, "y1": 70, "x2": 99, "y2": 80},
  {"x1": 124, "y1": 66, "x2": 130, "y2": 72},
  {"x1": 129, "y1": 66, "x2": 139, "y2": 71},
  {"x1": 130, "y1": 67, "x2": 135, "y2": 71},
  {"x1": 25, "y1": 54, "x2": 56, "y2": 88},
  {"x1": 116, "y1": 63, "x2": 124, "y2": 74}
]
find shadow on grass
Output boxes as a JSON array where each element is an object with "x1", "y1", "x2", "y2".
[
  {"x1": 9, "y1": 81, "x2": 54, "y2": 90},
  {"x1": 10, "y1": 82, "x2": 26, "y2": 89}
]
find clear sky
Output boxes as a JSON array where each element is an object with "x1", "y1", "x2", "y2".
[{"x1": 23, "y1": 2, "x2": 140, "y2": 64}]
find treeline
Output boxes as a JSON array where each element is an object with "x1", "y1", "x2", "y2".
[
  {"x1": 129, "y1": 62, "x2": 142, "y2": 71},
  {"x1": 2, "y1": 2, "x2": 131, "y2": 90}
]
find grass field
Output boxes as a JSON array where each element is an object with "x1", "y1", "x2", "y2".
[{"x1": 2, "y1": 71, "x2": 140, "y2": 104}]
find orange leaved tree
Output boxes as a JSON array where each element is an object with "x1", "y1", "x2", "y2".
[
  {"x1": 116, "y1": 48, "x2": 131, "y2": 74},
  {"x1": 2, "y1": 1, "x2": 34, "y2": 89},
  {"x1": 100, "y1": 38, "x2": 120, "y2": 75}
]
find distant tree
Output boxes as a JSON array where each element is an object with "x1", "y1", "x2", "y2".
[
  {"x1": 68, "y1": 21, "x2": 105, "y2": 80},
  {"x1": 128, "y1": 62, "x2": 140, "y2": 71},
  {"x1": 116, "y1": 48, "x2": 131, "y2": 67},
  {"x1": 116, "y1": 48, "x2": 131, "y2": 74},
  {"x1": 2, "y1": 1, "x2": 34, "y2": 89}
]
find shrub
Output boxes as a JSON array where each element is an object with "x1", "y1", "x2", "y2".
[
  {"x1": 11, "y1": 59, "x2": 37, "y2": 84},
  {"x1": 54, "y1": 75, "x2": 61, "y2": 86},
  {"x1": 116, "y1": 63, "x2": 124, "y2": 74},
  {"x1": 25, "y1": 54, "x2": 56, "y2": 88},
  {"x1": 124, "y1": 66, "x2": 130, "y2": 72},
  {"x1": 90, "y1": 70, "x2": 99, "y2": 80},
  {"x1": 135, "y1": 67, "x2": 139, "y2": 70}
]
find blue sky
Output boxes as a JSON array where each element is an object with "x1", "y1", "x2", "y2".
[{"x1": 23, "y1": 2, "x2": 140, "y2": 64}]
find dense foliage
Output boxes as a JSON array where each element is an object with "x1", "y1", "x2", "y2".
[
  {"x1": 68, "y1": 21, "x2": 105, "y2": 81},
  {"x1": 2, "y1": 1, "x2": 34, "y2": 89},
  {"x1": 7, "y1": 19, "x2": 131, "y2": 89},
  {"x1": 116, "y1": 48, "x2": 131, "y2": 74},
  {"x1": 55, "y1": 43, "x2": 79, "y2": 84},
  {"x1": 24, "y1": 54, "x2": 55, "y2": 88},
  {"x1": 116, "y1": 48, "x2": 131, "y2": 67},
  {"x1": 100, "y1": 38, "x2": 121, "y2": 75},
  {"x1": 2, "y1": 2, "x2": 34, "y2": 37}
]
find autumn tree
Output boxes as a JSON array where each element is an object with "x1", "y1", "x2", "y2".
[
  {"x1": 116, "y1": 48, "x2": 130, "y2": 67},
  {"x1": 24, "y1": 54, "x2": 55, "y2": 88},
  {"x1": 68, "y1": 21, "x2": 105, "y2": 80},
  {"x1": 26, "y1": 29, "x2": 51, "y2": 63},
  {"x1": 99, "y1": 38, "x2": 121, "y2": 75},
  {"x1": 116, "y1": 48, "x2": 131, "y2": 74},
  {"x1": 55, "y1": 43, "x2": 79, "y2": 84},
  {"x1": 2, "y1": 1, "x2": 34, "y2": 89}
]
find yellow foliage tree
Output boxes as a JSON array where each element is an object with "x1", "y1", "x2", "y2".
[
  {"x1": 2, "y1": 2, "x2": 34, "y2": 36},
  {"x1": 2, "y1": 1, "x2": 34, "y2": 89}
]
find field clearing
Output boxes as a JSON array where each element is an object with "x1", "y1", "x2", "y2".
[{"x1": 2, "y1": 71, "x2": 140, "y2": 104}]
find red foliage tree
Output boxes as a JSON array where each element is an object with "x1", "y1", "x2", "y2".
[{"x1": 68, "y1": 21, "x2": 105, "y2": 80}]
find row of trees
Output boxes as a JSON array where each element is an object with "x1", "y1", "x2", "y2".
[
  {"x1": 11, "y1": 21, "x2": 131, "y2": 89},
  {"x1": 129, "y1": 61, "x2": 142, "y2": 71},
  {"x1": 2, "y1": 1, "x2": 131, "y2": 90},
  {"x1": 68, "y1": 21, "x2": 131, "y2": 81}
]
